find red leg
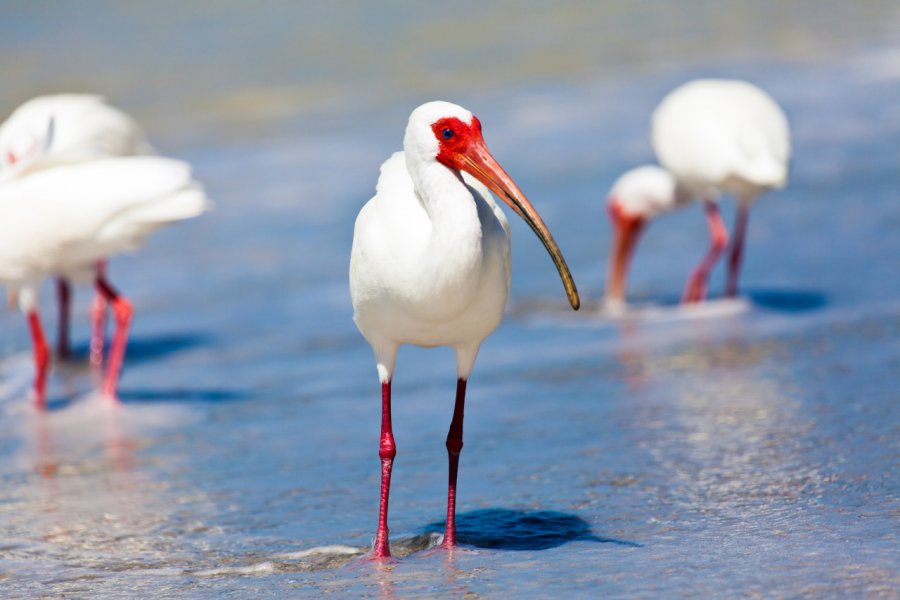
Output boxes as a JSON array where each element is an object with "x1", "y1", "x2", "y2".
[
  {"x1": 55, "y1": 278, "x2": 71, "y2": 360},
  {"x1": 90, "y1": 261, "x2": 109, "y2": 366},
  {"x1": 682, "y1": 201, "x2": 729, "y2": 303},
  {"x1": 443, "y1": 378, "x2": 467, "y2": 548},
  {"x1": 27, "y1": 310, "x2": 50, "y2": 409},
  {"x1": 373, "y1": 380, "x2": 396, "y2": 558},
  {"x1": 94, "y1": 268, "x2": 132, "y2": 400},
  {"x1": 726, "y1": 204, "x2": 750, "y2": 298}
]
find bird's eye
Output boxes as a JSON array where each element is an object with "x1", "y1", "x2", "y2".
[{"x1": 441, "y1": 128, "x2": 454, "y2": 140}]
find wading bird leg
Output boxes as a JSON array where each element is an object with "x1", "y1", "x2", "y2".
[
  {"x1": 682, "y1": 200, "x2": 728, "y2": 303},
  {"x1": 726, "y1": 203, "x2": 750, "y2": 298},
  {"x1": 94, "y1": 267, "x2": 132, "y2": 400},
  {"x1": 443, "y1": 378, "x2": 467, "y2": 548},
  {"x1": 90, "y1": 261, "x2": 109, "y2": 366},
  {"x1": 373, "y1": 379, "x2": 397, "y2": 558},
  {"x1": 55, "y1": 278, "x2": 71, "y2": 360},
  {"x1": 27, "y1": 310, "x2": 50, "y2": 409}
]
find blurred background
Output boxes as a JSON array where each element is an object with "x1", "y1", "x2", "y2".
[{"x1": 0, "y1": 1, "x2": 898, "y2": 597}]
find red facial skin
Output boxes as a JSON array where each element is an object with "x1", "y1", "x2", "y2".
[
  {"x1": 430, "y1": 115, "x2": 580, "y2": 311},
  {"x1": 431, "y1": 116, "x2": 482, "y2": 170}
]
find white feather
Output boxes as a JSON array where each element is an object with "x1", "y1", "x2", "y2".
[
  {"x1": 652, "y1": 79, "x2": 791, "y2": 202},
  {"x1": 350, "y1": 102, "x2": 511, "y2": 381},
  {"x1": 0, "y1": 94, "x2": 152, "y2": 181},
  {"x1": 0, "y1": 157, "x2": 208, "y2": 292}
]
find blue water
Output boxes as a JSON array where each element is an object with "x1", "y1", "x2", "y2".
[{"x1": 1, "y1": 2, "x2": 898, "y2": 597}]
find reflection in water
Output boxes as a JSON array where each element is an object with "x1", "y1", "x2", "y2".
[
  {"x1": 372, "y1": 560, "x2": 397, "y2": 600},
  {"x1": 27, "y1": 401, "x2": 142, "y2": 557},
  {"x1": 616, "y1": 332, "x2": 819, "y2": 518},
  {"x1": 1, "y1": 395, "x2": 207, "y2": 588}
]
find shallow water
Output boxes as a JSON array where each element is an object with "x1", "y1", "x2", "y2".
[{"x1": 1, "y1": 2, "x2": 899, "y2": 597}]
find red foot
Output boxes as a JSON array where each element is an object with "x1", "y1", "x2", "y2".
[
  {"x1": 369, "y1": 542, "x2": 393, "y2": 560},
  {"x1": 31, "y1": 387, "x2": 48, "y2": 410},
  {"x1": 359, "y1": 551, "x2": 398, "y2": 565},
  {"x1": 682, "y1": 273, "x2": 708, "y2": 303}
]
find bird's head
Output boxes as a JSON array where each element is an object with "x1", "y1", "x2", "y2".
[
  {"x1": 404, "y1": 101, "x2": 477, "y2": 169},
  {"x1": 604, "y1": 165, "x2": 683, "y2": 308},
  {"x1": 404, "y1": 101, "x2": 580, "y2": 311},
  {"x1": 0, "y1": 112, "x2": 55, "y2": 182},
  {"x1": 607, "y1": 165, "x2": 681, "y2": 221}
]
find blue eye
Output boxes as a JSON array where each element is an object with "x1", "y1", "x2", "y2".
[{"x1": 441, "y1": 128, "x2": 454, "y2": 139}]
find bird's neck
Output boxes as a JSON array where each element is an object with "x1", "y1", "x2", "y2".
[
  {"x1": 411, "y1": 160, "x2": 482, "y2": 248},
  {"x1": 407, "y1": 159, "x2": 485, "y2": 306}
]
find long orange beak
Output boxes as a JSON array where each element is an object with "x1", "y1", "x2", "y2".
[
  {"x1": 605, "y1": 204, "x2": 645, "y2": 307},
  {"x1": 456, "y1": 141, "x2": 580, "y2": 311}
]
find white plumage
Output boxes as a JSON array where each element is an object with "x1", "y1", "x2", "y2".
[
  {"x1": 605, "y1": 79, "x2": 791, "y2": 307},
  {"x1": 349, "y1": 101, "x2": 578, "y2": 559},
  {"x1": 350, "y1": 150, "x2": 511, "y2": 382},
  {"x1": 0, "y1": 94, "x2": 159, "y2": 369},
  {"x1": 652, "y1": 79, "x2": 790, "y2": 201},
  {"x1": 0, "y1": 94, "x2": 152, "y2": 181},
  {"x1": 0, "y1": 158, "x2": 206, "y2": 296},
  {"x1": 0, "y1": 114, "x2": 207, "y2": 406},
  {"x1": 608, "y1": 165, "x2": 686, "y2": 220}
]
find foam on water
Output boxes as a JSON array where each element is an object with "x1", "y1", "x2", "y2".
[
  {"x1": 188, "y1": 537, "x2": 445, "y2": 578},
  {"x1": 597, "y1": 297, "x2": 753, "y2": 322}
]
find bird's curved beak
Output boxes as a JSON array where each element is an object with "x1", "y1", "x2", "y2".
[
  {"x1": 605, "y1": 202, "x2": 644, "y2": 310},
  {"x1": 457, "y1": 141, "x2": 580, "y2": 311}
]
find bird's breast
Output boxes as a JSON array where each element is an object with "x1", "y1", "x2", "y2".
[{"x1": 350, "y1": 190, "x2": 510, "y2": 348}]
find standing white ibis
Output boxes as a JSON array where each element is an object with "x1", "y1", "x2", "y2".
[
  {"x1": 0, "y1": 157, "x2": 209, "y2": 407},
  {"x1": 349, "y1": 101, "x2": 580, "y2": 558},
  {"x1": 0, "y1": 94, "x2": 153, "y2": 363},
  {"x1": 605, "y1": 79, "x2": 791, "y2": 307}
]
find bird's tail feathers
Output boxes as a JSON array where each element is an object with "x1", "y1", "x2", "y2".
[
  {"x1": 744, "y1": 159, "x2": 789, "y2": 190},
  {"x1": 117, "y1": 185, "x2": 209, "y2": 225}
]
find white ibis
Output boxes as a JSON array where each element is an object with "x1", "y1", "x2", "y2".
[
  {"x1": 605, "y1": 79, "x2": 791, "y2": 307},
  {"x1": 349, "y1": 101, "x2": 579, "y2": 558},
  {"x1": 0, "y1": 94, "x2": 153, "y2": 363},
  {"x1": 0, "y1": 157, "x2": 208, "y2": 407}
]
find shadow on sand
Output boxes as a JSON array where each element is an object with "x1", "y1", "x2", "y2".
[
  {"x1": 425, "y1": 508, "x2": 640, "y2": 551},
  {"x1": 747, "y1": 288, "x2": 827, "y2": 313},
  {"x1": 117, "y1": 388, "x2": 249, "y2": 404},
  {"x1": 65, "y1": 331, "x2": 213, "y2": 364}
]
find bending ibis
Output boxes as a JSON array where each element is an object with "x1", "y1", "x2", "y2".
[
  {"x1": 349, "y1": 101, "x2": 579, "y2": 558},
  {"x1": 605, "y1": 79, "x2": 790, "y2": 308},
  {"x1": 0, "y1": 94, "x2": 153, "y2": 362}
]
